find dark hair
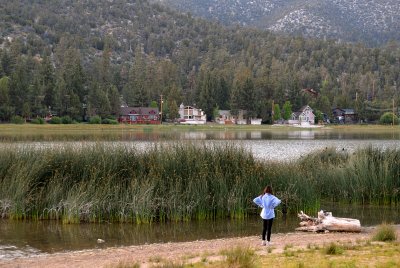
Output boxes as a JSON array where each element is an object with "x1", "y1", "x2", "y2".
[{"x1": 263, "y1": 185, "x2": 273, "y2": 195}]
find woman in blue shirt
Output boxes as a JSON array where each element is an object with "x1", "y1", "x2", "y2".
[{"x1": 253, "y1": 185, "x2": 281, "y2": 246}]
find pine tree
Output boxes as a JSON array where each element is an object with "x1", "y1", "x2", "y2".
[
  {"x1": 41, "y1": 52, "x2": 55, "y2": 109},
  {"x1": 0, "y1": 77, "x2": 12, "y2": 121},
  {"x1": 282, "y1": 101, "x2": 292, "y2": 120},
  {"x1": 108, "y1": 85, "x2": 121, "y2": 117},
  {"x1": 198, "y1": 70, "x2": 216, "y2": 121}
]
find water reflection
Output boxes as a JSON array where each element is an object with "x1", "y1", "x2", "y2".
[
  {"x1": 2, "y1": 128, "x2": 400, "y2": 142},
  {"x1": 1, "y1": 204, "x2": 399, "y2": 259},
  {"x1": 288, "y1": 131, "x2": 315, "y2": 139},
  {"x1": 117, "y1": 129, "x2": 400, "y2": 141}
]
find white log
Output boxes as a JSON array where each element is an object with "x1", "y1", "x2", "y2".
[{"x1": 296, "y1": 210, "x2": 361, "y2": 233}]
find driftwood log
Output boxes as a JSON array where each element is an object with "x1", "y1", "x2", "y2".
[{"x1": 296, "y1": 210, "x2": 361, "y2": 233}]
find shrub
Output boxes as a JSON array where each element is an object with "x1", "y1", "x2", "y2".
[
  {"x1": 379, "y1": 112, "x2": 399, "y2": 125},
  {"x1": 102, "y1": 118, "x2": 118, "y2": 124},
  {"x1": 323, "y1": 243, "x2": 344, "y2": 255},
  {"x1": 222, "y1": 246, "x2": 256, "y2": 268},
  {"x1": 31, "y1": 117, "x2": 46, "y2": 124},
  {"x1": 372, "y1": 224, "x2": 397, "y2": 242},
  {"x1": 49, "y1": 116, "x2": 61, "y2": 124},
  {"x1": 89, "y1": 115, "x2": 102, "y2": 124},
  {"x1": 10, "y1": 115, "x2": 25, "y2": 124},
  {"x1": 61, "y1": 116, "x2": 73, "y2": 124}
]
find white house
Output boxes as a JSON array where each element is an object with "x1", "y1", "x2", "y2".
[
  {"x1": 289, "y1": 105, "x2": 315, "y2": 126},
  {"x1": 178, "y1": 104, "x2": 207, "y2": 125}
]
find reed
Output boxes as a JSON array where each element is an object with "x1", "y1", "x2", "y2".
[
  {"x1": 372, "y1": 223, "x2": 398, "y2": 242},
  {"x1": 0, "y1": 143, "x2": 399, "y2": 223}
]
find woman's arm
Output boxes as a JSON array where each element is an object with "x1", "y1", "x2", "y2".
[{"x1": 253, "y1": 195, "x2": 263, "y2": 208}]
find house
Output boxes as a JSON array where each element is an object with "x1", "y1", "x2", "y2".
[
  {"x1": 234, "y1": 110, "x2": 262, "y2": 125},
  {"x1": 235, "y1": 110, "x2": 247, "y2": 125},
  {"x1": 178, "y1": 104, "x2": 207, "y2": 124},
  {"x1": 250, "y1": 118, "x2": 262, "y2": 125},
  {"x1": 289, "y1": 105, "x2": 315, "y2": 126},
  {"x1": 119, "y1": 107, "x2": 160, "y2": 124},
  {"x1": 332, "y1": 108, "x2": 357, "y2": 124},
  {"x1": 217, "y1": 110, "x2": 235, "y2": 124}
]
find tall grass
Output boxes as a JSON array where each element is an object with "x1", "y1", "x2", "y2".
[
  {"x1": 0, "y1": 144, "x2": 399, "y2": 223},
  {"x1": 372, "y1": 223, "x2": 398, "y2": 242},
  {"x1": 0, "y1": 143, "x2": 263, "y2": 222}
]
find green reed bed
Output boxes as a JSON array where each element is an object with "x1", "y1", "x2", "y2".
[
  {"x1": 0, "y1": 143, "x2": 264, "y2": 223},
  {"x1": 0, "y1": 144, "x2": 399, "y2": 223}
]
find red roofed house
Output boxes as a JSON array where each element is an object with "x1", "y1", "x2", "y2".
[{"x1": 119, "y1": 107, "x2": 160, "y2": 124}]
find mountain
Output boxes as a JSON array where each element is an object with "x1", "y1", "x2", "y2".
[
  {"x1": 0, "y1": 0, "x2": 399, "y2": 124},
  {"x1": 155, "y1": 0, "x2": 400, "y2": 46}
]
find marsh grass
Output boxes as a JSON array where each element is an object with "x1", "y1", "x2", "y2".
[
  {"x1": 372, "y1": 223, "x2": 398, "y2": 242},
  {"x1": 152, "y1": 262, "x2": 185, "y2": 268},
  {"x1": 0, "y1": 143, "x2": 264, "y2": 222},
  {"x1": 110, "y1": 262, "x2": 140, "y2": 268},
  {"x1": 0, "y1": 143, "x2": 399, "y2": 223},
  {"x1": 221, "y1": 246, "x2": 257, "y2": 268},
  {"x1": 323, "y1": 242, "x2": 344, "y2": 255}
]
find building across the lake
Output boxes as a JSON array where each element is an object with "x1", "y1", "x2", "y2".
[
  {"x1": 289, "y1": 105, "x2": 315, "y2": 126},
  {"x1": 332, "y1": 108, "x2": 357, "y2": 124},
  {"x1": 119, "y1": 107, "x2": 160, "y2": 124},
  {"x1": 178, "y1": 104, "x2": 207, "y2": 125}
]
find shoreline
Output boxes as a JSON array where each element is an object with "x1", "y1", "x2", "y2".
[{"x1": 2, "y1": 225, "x2": 398, "y2": 268}]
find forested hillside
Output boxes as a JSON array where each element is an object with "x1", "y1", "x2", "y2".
[
  {"x1": 157, "y1": 0, "x2": 400, "y2": 47},
  {"x1": 0, "y1": 0, "x2": 399, "y2": 123}
]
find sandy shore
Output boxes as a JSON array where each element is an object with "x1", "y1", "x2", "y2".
[{"x1": 1, "y1": 225, "x2": 399, "y2": 268}]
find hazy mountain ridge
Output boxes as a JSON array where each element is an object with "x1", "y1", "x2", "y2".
[{"x1": 156, "y1": 0, "x2": 400, "y2": 46}]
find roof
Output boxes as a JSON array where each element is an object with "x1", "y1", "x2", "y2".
[
  {"x1": 120, "y1": 107, "x2": 159, "y2": 116},
  {"x1": 333, "y1": 108, "x2": 356, "y2": 115},
  {"x1": 343, "y1": 109, "x2": 355, "y2": 115},
  {"x1": 299, "y1": 105, "x2": 313, "y2": 112}
]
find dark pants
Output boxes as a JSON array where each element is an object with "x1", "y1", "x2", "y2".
[{"x1": 262, "y1": 218, "x2": 274, "y2": 241}]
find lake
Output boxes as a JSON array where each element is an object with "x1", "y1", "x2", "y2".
[
  {"x1": 1, "y1": 204, "x2": 399, "y2": 259},
  {"x1": 1, "y1": 127, "x2": 400, "y2": 259}
]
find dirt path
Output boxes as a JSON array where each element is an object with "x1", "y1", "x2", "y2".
[{"x1": 1, "y1": 226, "x2": 399, "y2": 268}]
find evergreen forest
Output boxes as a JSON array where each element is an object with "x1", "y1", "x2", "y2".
[{"x1": 0, "y1": 0, "x2": 399, "y2": 123}]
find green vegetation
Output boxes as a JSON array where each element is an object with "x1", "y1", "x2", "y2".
[
  {"x1": 49, "y1": 116, "x2": 62, "y2": 124},
  {"x1": 89, "y1": 115, "x2": 102, "y2": 124},
  {"x1": 10, "y1": 115, "x2": 24, "y2": 124},
  {"x1": 31, "y1": 117, "x2": 46, "y2": 124},
  {"x1": 380, "y1": 112, "x2": 399, "y2": 125},
  {"x1": 108, "y1": 237, "x2": 400, "y2": 268},
  {"x1": 109, "y1": 262, "x2": 140, "y2": 268},
  {"x1": 323, "y1": 243, "x2": 344, "y2": 255},
  {"x1": 0, "y1": 143, "x2": 399, "y2": 223},
  {"x1": 372, "y1": 224, "x2": 398, "y2": 242},
  {"x1": 221, "y1": 246, "x2": 257, "y2": 268}
]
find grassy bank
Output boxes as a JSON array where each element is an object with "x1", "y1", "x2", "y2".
[
  {"x1": 0, "y1": 143, "x2": 399, "y2": 223},
  {"x1": 111, "y1": 224, "x2": 399, "y2": 268},
  {"x1": 153, "y1": 240, "x2": 400, "y2": 268},
  {"x1": 0, "y1": 123, "x2": 399, "y2": 142}
]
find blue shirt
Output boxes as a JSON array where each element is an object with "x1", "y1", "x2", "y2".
[{"x1": 253, "y1": 193, "x2": 281, "y2": 220}]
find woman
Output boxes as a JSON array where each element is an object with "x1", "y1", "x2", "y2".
[{"x1": 253, "y1": 185, "x2": 281, "y2": 246}]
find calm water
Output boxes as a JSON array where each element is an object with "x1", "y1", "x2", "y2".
[
  {"x1": 1, "y1": 129, "x2": 400, "y2": 259},
  {"x1": 97, "y1": 128, "x2": 400, "y2": 141},
  {"x1": 1, "y1": 204, "x2": 399, "y2": 259}
]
